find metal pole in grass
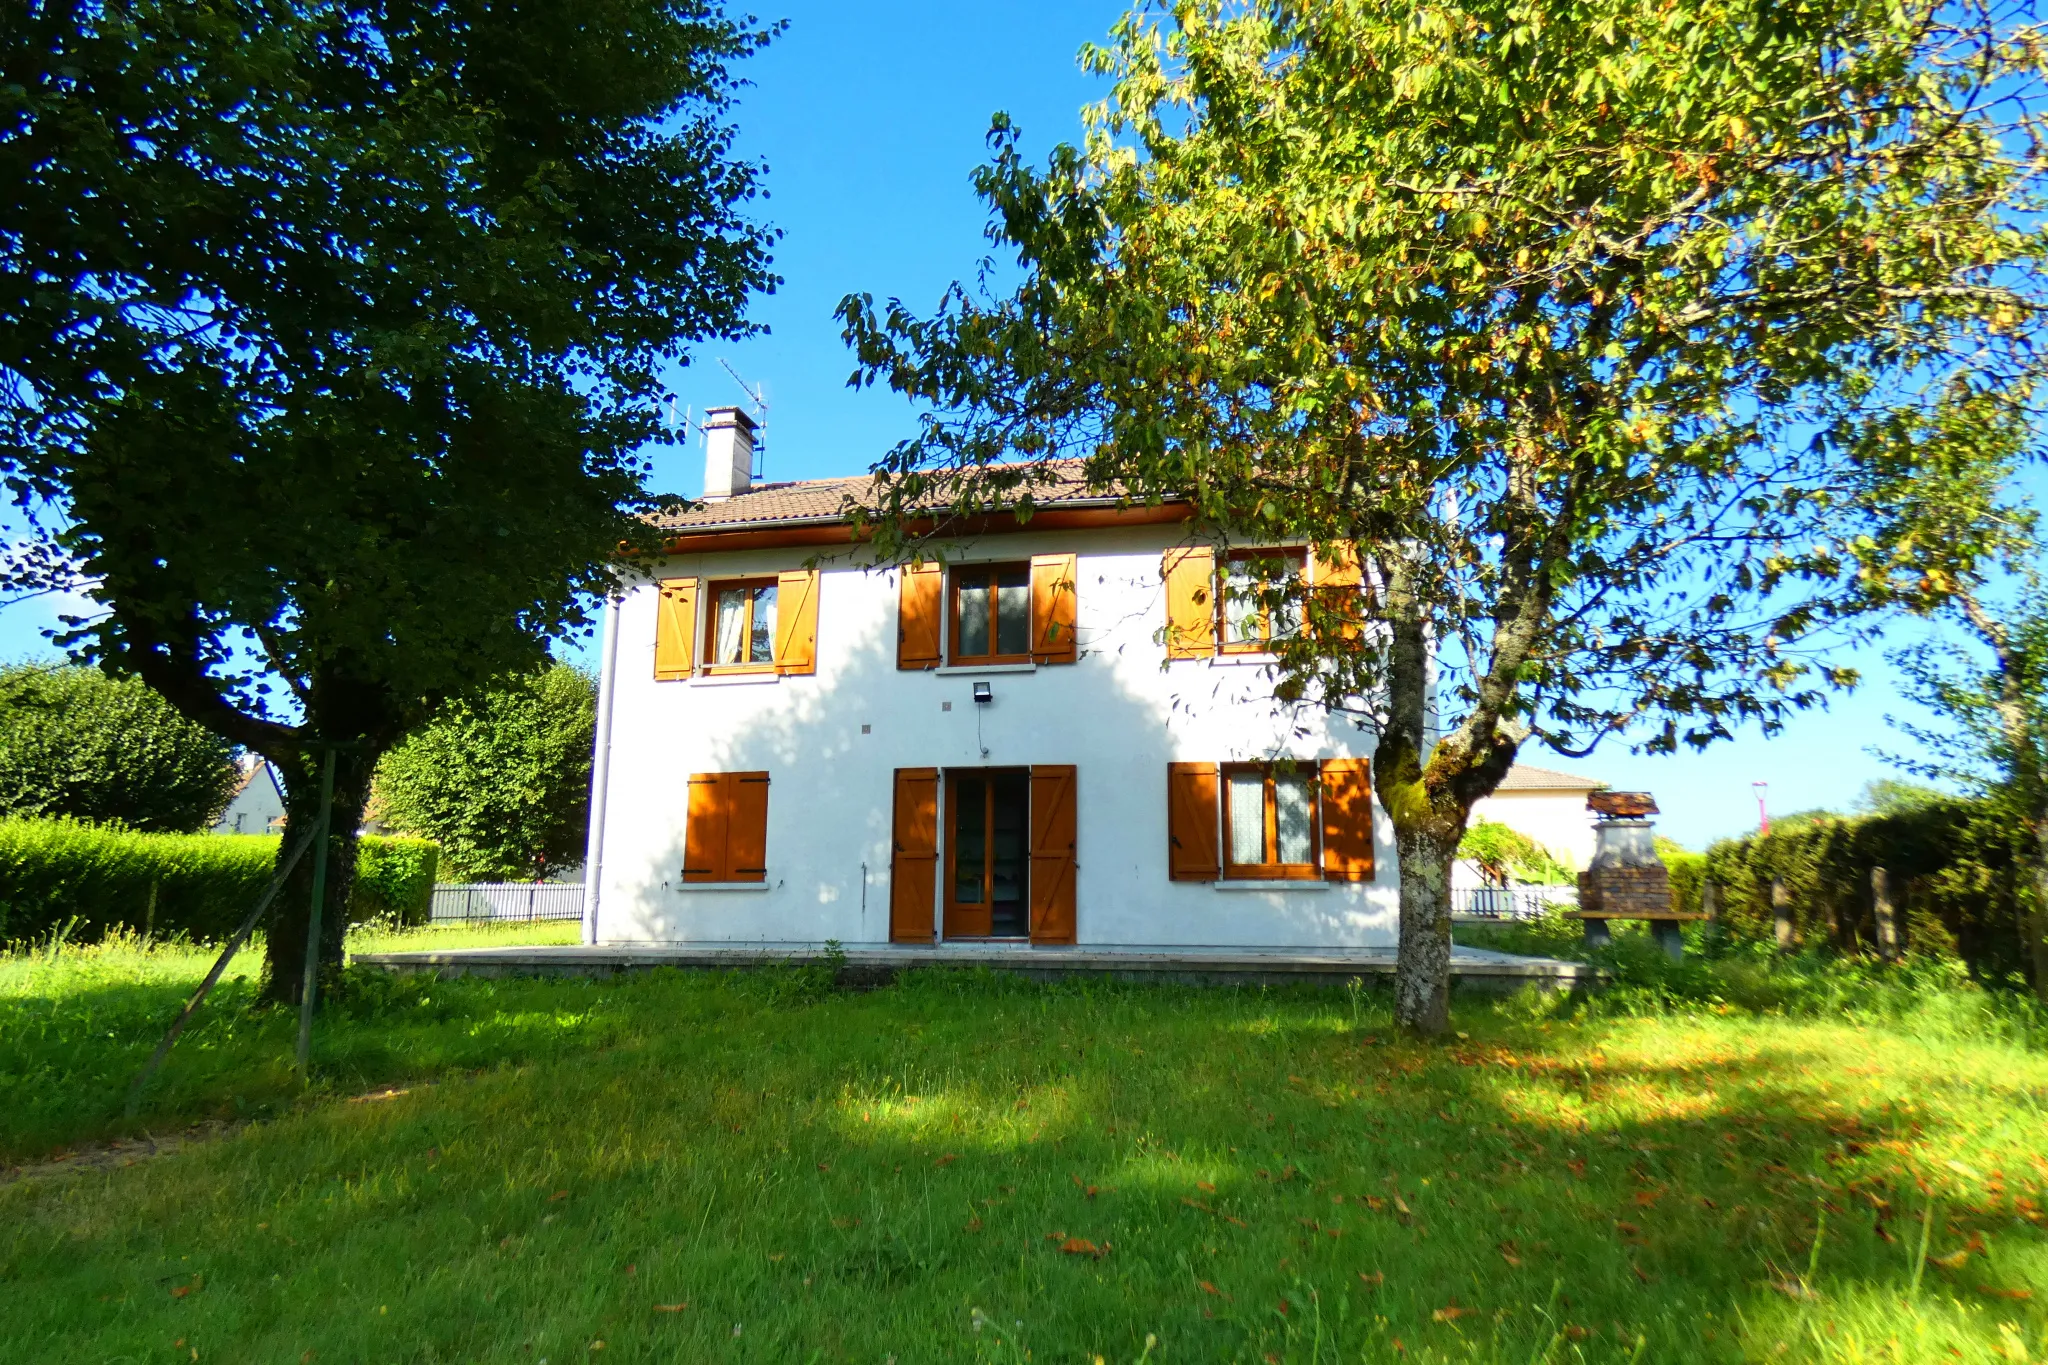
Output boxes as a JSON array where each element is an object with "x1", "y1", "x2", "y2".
[
  {"x1": 295, "y1": 745, "x2": 337, "y2": 1075},
  {"x1": 125, "y1": 826, "x2": 319, "y2": 1117}
]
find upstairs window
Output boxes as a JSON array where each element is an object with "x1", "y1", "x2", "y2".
[
  {"x1": 1222, "y1": 762, "x2": 1320, "y2": 879},
  {"x1": 708, "y1": 579, "x2": 777, "y2": 669},
  {"x1": 951, "y1": 561, "x2": 1032, "y2": 664},
  {"x1": 1218, "y1": 550, "x2": 1305, "y2": 653}
]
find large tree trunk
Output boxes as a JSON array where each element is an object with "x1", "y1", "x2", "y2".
[
  {"x1": 1370, "y1": 551, "x2": 1525, "y2": 1037},
  {"x1": 259, "y1": 746, "x2": 376, "y2": 1007},
  {"x1": 1392, "y1": 819, "x2": 1459, "y2": 1034}
]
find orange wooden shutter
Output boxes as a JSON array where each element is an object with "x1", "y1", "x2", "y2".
[
  {"x1": 1162, "y1": 547, "x2": 1215, "y2": 659},
  {"x1": 1320, "y1": 757, "x2": 1376, "y2": 881},
  {"x1": 774, "y1": 568, "x2": 819, "y2": 675},
  {"x1": 726, "y1": 772, "x2": 771, "y2": 881},
  {"x1": 1029, "y1": 552, "x2": 1079, "y2": 664},
  {"x1": 682, "y1": 772, "x2": 727, "y2": 881},
  {"x1": 1028, "y1": 765, "x2": 1078, "y2": 943},
  {"x1": 1309, "y1": 541, "x2": 1365, "y2": 643},
  {"x1": 655, "y1": 578, "x2": 698, "y2": 680},
  {"x1": 889, "y1": 767, "x2": 939, "y2": 941},
  {"x1": 897, "y1": 562, "x2": 942, "y2": 670},
  {"x1": 1166, "y1": 762, "x2": 1221, "y2": 881}
]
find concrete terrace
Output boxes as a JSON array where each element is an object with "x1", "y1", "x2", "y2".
[{"x1": 350, "y1": 941, "x2": 1597, "y2": 991}]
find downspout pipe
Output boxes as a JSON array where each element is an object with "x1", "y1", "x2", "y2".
[{"x1": 582, "y1": 591, "x2": 623, "y2": 946}]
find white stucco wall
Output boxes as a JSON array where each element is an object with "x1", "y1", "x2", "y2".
[
  {"x1": 1467, "y1": 790, "x2": 1598, "y2": 870},
  {"x1": 589, "y1": 523, "x2": 1399, "y2": 948}
]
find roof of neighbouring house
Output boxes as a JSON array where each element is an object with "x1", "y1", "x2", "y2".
[
  {"x1": 650, "y1": 458, "x2": 1150, "y2": 534},
  {"x1": 1493, "y1": 763, "x2": 1608, "y2": 793}
]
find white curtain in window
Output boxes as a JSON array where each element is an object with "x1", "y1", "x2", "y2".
[
  {"x1": 1227, "y1": 771, "x2": 1266, "y2": 866},
  {"x1": 749, "y1": 584, "x2": 777, "y2": 662},
  {"x1": 1222, "y1": 563, "x2": 1260, "y2": 644},
  {"x1": 714, "y1": 589, "x2": 747, "y2": 664},
  {"x1": 1274, "y1": 774, "x2": 1313, "y2": 864}
]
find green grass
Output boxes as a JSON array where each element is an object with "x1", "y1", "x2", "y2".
[
  {"x1": 3, "y1": 940, "x2": 2047, "y2": 1363},
  {"x1": 0, "y1": 920, "x2": 583, "y2": 1160}
]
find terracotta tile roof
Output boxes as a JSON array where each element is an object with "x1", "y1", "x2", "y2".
[
  {"x1": 1493, "y1": 763, "x2": 1608, "y2": 793},
  {"x1": 651, "y1": 458, "x2": 1129, "y2": 533}
]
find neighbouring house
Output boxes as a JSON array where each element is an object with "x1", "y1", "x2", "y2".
[
  {"x1": 581, "y1": 407, "x2": 1393, "y2": 950},
  {"x1": 212, "y1": 757, "x2": 285, "y2": 835},
  {"x1": 1467, "y1": 763, "x2": 1608, "y2": 871}
]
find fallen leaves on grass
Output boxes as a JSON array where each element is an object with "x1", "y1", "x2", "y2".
[
  {"x1": 1058, "y1": 1237, "x2": 1108, "y2": 1259},
  {"x1": 651, "y1": 1304, "x2": 688, "y2": 1314},
  {"x1": 935, "y1": 1153, "x2": 959, "y2": 1168},
  {"x1": 1196, "y1": 1181, "x2": 1215, "y2": 1193},
  {"x1": 1977, "y1": 1286, "x2": 2032, "y2": 1301},
  {"x1": 549, "y1": 1190, "x2": 568, "y2": 1203},
  {"x1": 1498, "y1": 1241, "x2": 1522, "y2": 1267},
  {"x1": 1432, "y1": 1300, "x2": 1476, "y2": 1322},
  {"x1": 963, "y1": 1217, "x2": 983, "y2": 1233},
  {"x1": 1180, "y1": 1197, "x2": 1247, "y2": 1227},
  {"x1": 1930, "y1": 1233, "x2": 1986, "y2": 1271}
]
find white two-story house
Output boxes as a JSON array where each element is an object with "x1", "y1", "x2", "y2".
[{"x1": 579, "y1": 407, "x2": 1399, "y2": 951}]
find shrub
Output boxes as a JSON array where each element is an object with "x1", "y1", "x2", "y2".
[
  {"x1": 1702, "y1": 796, "x2": 2034, "y2": 986},
  {"x1": 0, "y1": 819, "x2": 438, "y2": 945},
  {"x1": 371, "y1": 663, "x2": 594, "y2": 881},
  {"x1": 350, "y1": 838, "x2": 439, "y2": 928},
  {"x1": 0, "y1": 665, "x2": 240, "y2": 832}
]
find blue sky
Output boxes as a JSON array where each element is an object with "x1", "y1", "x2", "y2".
[{"x1": 0, "y1": 0, "x2": 1962, "y2": 850}]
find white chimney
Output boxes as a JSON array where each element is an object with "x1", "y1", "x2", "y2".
[{"x1": 701, "y1": 406, "x2": 757, "y2": 502}]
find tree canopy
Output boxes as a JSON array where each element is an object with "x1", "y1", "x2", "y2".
[
  {"x1": 372, "y1": 664, "x2": 596, "y2": 883},
  {"x1": 0, "y1": 664, "x2": 239, "y2": 833},
  {"x1": 841, "y1": 0, "x2": 2047, "y2": 1031},
  {"x1": 2, "y1": 0, "x2": 779, "y2": 1000}
]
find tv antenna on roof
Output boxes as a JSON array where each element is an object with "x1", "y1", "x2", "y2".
[{"x1": 716, "y1": 358, "x2": 768, "y2": 479}]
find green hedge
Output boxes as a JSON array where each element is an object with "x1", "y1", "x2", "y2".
[
  {"x1": 1702, "y1": 797, "x2": 2034, "y2": 986},
  {"x1": 0, "y1": 820, "x2": 438, "y2": 945}
]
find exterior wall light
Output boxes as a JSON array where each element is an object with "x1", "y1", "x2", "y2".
[{"x1": 972, "y1": 681, "x2": 993, "y2": 706}]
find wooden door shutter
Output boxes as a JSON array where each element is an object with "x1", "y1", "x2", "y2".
[
  {"x1": 889, "y1": 767, "x2": 939, "y2": 941},
  {"x1": 1029, "y1": 553, "x2": 1079, "y2": 664},
  {"x1": 727, "y1": 772, "x2": 771, "y2": 881},
  {"x1": 1309, "y1": 541, "x2": 1365, "y2": 644},
  {"x1": 1166, "y1": 762, "x2": 1221, "y2": 881},
  {"x1": 1320, "y1": 757, "x2": 1376, "y2": 881},
  {"x1": 682, "y1": 772, "x2": 727, "y2": 881},
  {"x1": 655, "y1": 578, "x2": 698, "y2": 680},
  {"x1": 1028, "y1": 764, "x2": 1078, "y2": 944},
  {"x1": 1162, "y1": 547, "x2": 1215, "y2": 659},
  {"x1": 774, "y1": 568, "x2": 819, "y2": 675},
  {"x1": 897, "y1": 562, "x2": 942, "y2": 670}
]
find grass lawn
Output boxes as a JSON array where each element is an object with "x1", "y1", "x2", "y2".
[{"x1": 2, "y1": 931, "x2": 2046, "y2": 1363}]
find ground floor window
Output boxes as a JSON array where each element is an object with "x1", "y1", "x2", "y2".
[{"x1": 1222, "y1": 762, "x2": 1320, "y2": 879}]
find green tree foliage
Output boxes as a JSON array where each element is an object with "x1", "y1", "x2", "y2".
[
  {"x1": 0, "y1": 665, "x2": 238, "y2": 832},
  {"x1": 838, "y1": 0, "x2": 2046, "y2": 1033},
  {"x1": 372, "y1": 665, "x2": 596, "y2": 883},
  {"x1": 1, "y1": 1, "x2": 778, "y2": 1002},
  {"x1": 1456, "y1": 819, "x2": 1572, "y2": 885}
]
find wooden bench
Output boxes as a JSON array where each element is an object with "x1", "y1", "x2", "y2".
[{"x1": 1564, "y1": 909, "x2": 1707, "y2": 960}]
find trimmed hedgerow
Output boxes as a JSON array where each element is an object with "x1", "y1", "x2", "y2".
[
  {"x1": 0, "y1": 820, "x2": 438, "y2": 945},
  {"x1": 1703, "y1": 797, "x2": 2034, "y2": 986},
  {"x1": 350, "y1": 837, "x2": 439, "y2": 928}
]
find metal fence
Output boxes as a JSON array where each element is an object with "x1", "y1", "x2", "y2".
[
  {"x1": 429, "y1": 882, "x2": 586, "y2": 924},
  {"x1": 1453, "y1": 884, "x2": 1578, "y2": 921}
]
